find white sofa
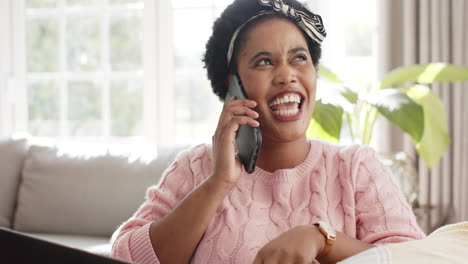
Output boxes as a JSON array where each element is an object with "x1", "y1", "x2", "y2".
[{"x1": 0, "y1": 136, "x2": 186, "y2": 257}]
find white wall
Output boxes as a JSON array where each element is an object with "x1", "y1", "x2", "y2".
[
  {"x1": 0, "y1": 0, "x2": 12, "y2": 137},
  {"x1": 0, "y1": 0, "x2": 27, "y2": 137}
]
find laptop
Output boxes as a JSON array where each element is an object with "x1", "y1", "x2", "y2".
[{"x1": 0, "y1": 228, "x2": 131, "y2": 264}]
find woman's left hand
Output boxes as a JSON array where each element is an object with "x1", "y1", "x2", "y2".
[{"x1": 252, "y1": 225, "x2": 325, "y2": 264}]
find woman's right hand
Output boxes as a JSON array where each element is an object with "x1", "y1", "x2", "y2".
[{"x1": 209, "y1": 96, "x2": 259, "y2": 188}]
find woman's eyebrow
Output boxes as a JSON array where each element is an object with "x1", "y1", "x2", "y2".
[
  {"x1": 249, "y1": 51, "x2": 272, "y2": 63},
  {"x1": 248, "y1": 47, "x2": 307, "y2": 63},
  {"x1": 289, "y1": 47, "x2": 308, "y2": 54}
]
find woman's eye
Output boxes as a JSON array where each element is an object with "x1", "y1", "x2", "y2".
[
  {"x1": 256, "y1": 58, "x2": 273, "y2": 66},
  {"x1": 292, "y1": 55, "x2": 307, "y2": 62}
]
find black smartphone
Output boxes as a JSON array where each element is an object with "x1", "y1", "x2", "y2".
[{"x1": 224, "y1": 75, "x2": 262, "y2": 173}]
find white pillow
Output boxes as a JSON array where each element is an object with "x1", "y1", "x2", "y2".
[
  {"x1": 338, "y1": 246, "x2": 390, "y2": 264},
  {"x1": 0, "y1": 138, "x2": 29, "y2": 228},
  {"x1": 386, "y1": 221, "x2": 468, "y2": 264},
  {"x1": 14, "y1": 143, "x2": 184, "y2": 237},
  {"x1": 339, "y1": 222, "x2": 468, "y2": 264}
]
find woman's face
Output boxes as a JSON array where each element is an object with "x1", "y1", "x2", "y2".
[{"x1": 234, "y1": 17, "x2": 317, "y2": 143}]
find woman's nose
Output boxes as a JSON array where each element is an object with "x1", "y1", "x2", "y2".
[{"x1": 273, "y1": 64, "x2": 297, "y2": 86}]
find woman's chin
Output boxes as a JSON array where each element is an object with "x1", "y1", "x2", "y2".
[
  {"x1": 261, "y1": 127, "x2": 308, "y2": 144},
  {"x1": 258, "y1": 108, "x2": 312, "y2": 143}
]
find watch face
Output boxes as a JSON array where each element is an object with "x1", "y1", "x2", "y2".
[
  {"x1": 315, "y1": 221, "x2": 337, "y2": 257},
  {"x1": 318, "y1": 221, "x2": 337, "y2": 239}
]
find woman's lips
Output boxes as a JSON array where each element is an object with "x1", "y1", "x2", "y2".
[{"x1": 268, "y1": 91, "x2": 304, "y2": 121}]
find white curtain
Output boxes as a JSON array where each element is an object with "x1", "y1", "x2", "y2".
[{"x1": 379, "y1": 0, "x2": 468, "y2": 233}]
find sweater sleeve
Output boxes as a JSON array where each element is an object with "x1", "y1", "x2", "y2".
[
  {"x1": 353, "y1": 146, "x2": 426, "y2": 245},
  {"x1": 110, "y1": 148, "x2": 203, "y2": 264}
]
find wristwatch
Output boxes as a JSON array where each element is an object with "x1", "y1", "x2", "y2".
[{"x1": 313, "y1": 221, "x2": 337, "y2": 258}]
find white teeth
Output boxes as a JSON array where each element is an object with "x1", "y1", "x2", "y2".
[
  {"x1": 274, "y1": 108, "x2": 299, "y2": 116},
  {"x1": 268, "y1": 93, "x2": 301, "y2": 107}
]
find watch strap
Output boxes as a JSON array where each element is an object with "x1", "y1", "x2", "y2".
[{"x1": 313, "y1": 221, "x2": 336, "y2": 258}]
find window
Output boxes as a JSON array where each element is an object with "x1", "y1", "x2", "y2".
[
  {"x1": 312, "y1": 0, "x2": 378, "y2": 83},
  {"x1": 308, "y1": 0, "x2": 378, "y2": 145},
  {"x1": 171, "y1": 0, "x2": 233, "y2": 144},
  {"x1": 0, "y1": 0, "x2": 378, "y2": 147},
  {"x1": 24, "y1": 0, "x2": 144, "y2": 142}
]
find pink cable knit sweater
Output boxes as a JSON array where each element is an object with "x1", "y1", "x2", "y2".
[{"x1": 111, "y1": 140, "x2": 425, "y2": 264}]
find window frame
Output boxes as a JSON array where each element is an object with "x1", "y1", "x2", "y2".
[
  {"x1": 1, "y1": 0, "x2": 174, "y2": 146},
  {"x1": 0, "y1": 0, "x2": 11, "y2": 136},
  {"x1": 1, "y1": 0, "x2": 27, "y2": 137},
  {"x1": 144, "y1": 0, "x2": 175, "y2": 147}
]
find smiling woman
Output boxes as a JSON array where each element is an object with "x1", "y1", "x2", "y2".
[
  {"x1": 234, "y1": 18, "x2": 317, "y2": 149},
  {"x1": 110, "y1": 0, "x2": 425, "y2": 264}
]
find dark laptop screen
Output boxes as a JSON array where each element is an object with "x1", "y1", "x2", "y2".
[{"x1": 0, "y1": 228, "x2": 131, "y2": 264}]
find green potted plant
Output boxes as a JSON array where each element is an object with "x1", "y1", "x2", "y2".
[{"x1": 308, "y1": 63, "x2": 468, "y2": 168}]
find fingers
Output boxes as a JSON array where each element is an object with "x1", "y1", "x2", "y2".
[
  {"x1": 231, "y1": 106, "x2": 259, "y2": 119},
  {"x1": 217, "y1": 115, "x2": 259, "y2": 142},
  {"x1": 214, "y1": 98, "x2": 259, "y2": 152},
  {"x1": 220, "y1": 98, "x2": 259, "y2": 126},
  {"x1": 215, "y1": 98, "x2": 259, "y2": 143},
  {"x1": 223, "y1": 97, "x2": 257, "y2": 112},
  {"x1": 252, "y1": 255, "x2": 262, "y2": 264},
  {"x1": 231, "y1": 115, "x2": 260, "y2": 127},
  {"x1": 213, "y1": 98, "x2": 259, "y2": 152},
  {"x1": 214, "y1": 116, "x2": 258, "y2": 150}
]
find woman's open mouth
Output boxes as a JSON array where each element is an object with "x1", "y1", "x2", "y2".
[{"x1": 267, "y1": 91, "x2": 304, "y2": 121}]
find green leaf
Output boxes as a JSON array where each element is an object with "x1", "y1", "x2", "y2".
[
  {"x1": 307, "y1": 99, "x2": 343, "y2": 143},
  {"x1": 318, "y1": 65, "x2": 342, "y2": 83},
  {"x1": 360, "y1": 106, "x2": 379, "y2": 145},
  {"x1": 338, "y1": 86, "x2": 358, "y2": 104},
  {"x1": 363, "y1": 89, "x2": 424, "y2": 142},
  {"x1": 318, "y1": 66, "x2": 358, "y2": 104},
  {"x1": 381, "y1": 63, "x2": 468, "y2": 89},
  {"x1": 405, "y1": 85, "x2": 451, "y2": 168}
]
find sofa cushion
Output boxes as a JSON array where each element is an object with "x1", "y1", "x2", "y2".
[
  {"x1": 0, "y1": 138, "x2": 29, "y2": 228},
  {"x1": 14, "y1": 142, "x2": 185, "y2": 237}
]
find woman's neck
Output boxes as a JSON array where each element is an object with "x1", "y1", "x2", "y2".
[{"x1": 255, "y1": 137, "x2": 311, "y2": 173}]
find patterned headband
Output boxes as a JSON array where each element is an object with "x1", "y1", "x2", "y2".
[{"x1": 226, "y1": 0, "x2": 327, "y2": 66}]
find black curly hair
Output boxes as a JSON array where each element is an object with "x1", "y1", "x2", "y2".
[{"x1": 203, "y1": 0, "x2": 324, "y2": 101}]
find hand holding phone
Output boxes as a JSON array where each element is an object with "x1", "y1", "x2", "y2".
[{"x1": 224, "y1": 75, "x2": 262, "y2": 173}]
